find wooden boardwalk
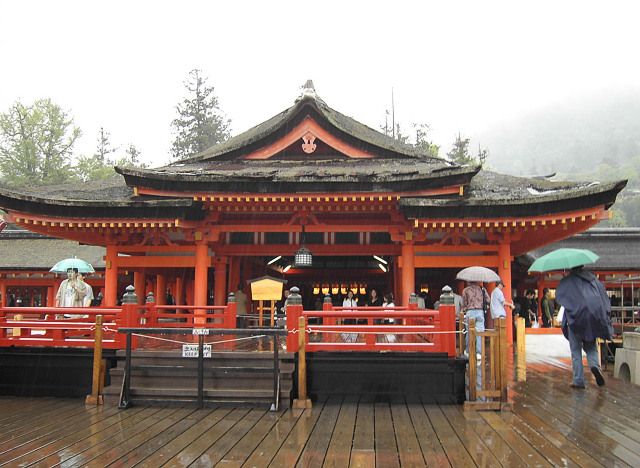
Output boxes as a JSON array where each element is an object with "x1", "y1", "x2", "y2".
[{"x1": 1, "y1": 357, "x2": 640, "y2": 467}]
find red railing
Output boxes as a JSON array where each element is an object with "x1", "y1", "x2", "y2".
[
  {"x1": 0, "y1": 307, "x2": 122, "y2": 349},
  {"x1": 286, "y1": 302, "x2": 457, "y2": 356},
  {"x1": 0, "y1": 300, "x2": 238, "y2": 349}
]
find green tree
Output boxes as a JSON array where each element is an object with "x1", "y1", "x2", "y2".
[
  {"x1": 412, "y1": 123, "x2": 439, "y2": 158},
  {"x1": 75, "y1": 127, "x2": 117, "y2": 182},
  {"x1": 170, "y1": 69, "x2": 231, "y2": 160},
  {"x1": 0, "y1": 99, "x2": 80, "y2": 186},
  {"x1": 124, "y1": 143, "x2": 142, "y2": 166},
  {"x1": 446, "y1": 133, "x2": 474, "y2": 165},
  {"x1": 95, "y1": 127, "x2": 117, "y2": 164}
]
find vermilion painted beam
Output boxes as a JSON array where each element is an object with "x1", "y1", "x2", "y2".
[
  {"x1": 402, "y1": 256, "x2": 500, "y2": 268},
  {"x1": 214, "y1": 244, "x2": 401, "y2": 256},
  {"x1": 116, "y1": 256, "x2": 204, "y2": 268}
]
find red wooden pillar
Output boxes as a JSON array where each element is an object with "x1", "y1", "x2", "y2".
[
  {"x1": 537, "y1": 284, "x2": 544, "y2": 324},
  {"x1": 228, "y1": 256, "x2": 240, "y2": 294},
  {"x1": 0, "y1": 279, "x2": 5, "y2": 308},
  {"x1": 193, "y1": 242, "x2": 209, "y2": 325},
  {"x1": 104, "y1": 244, "x2": 118, "y2": 307},
  {"x1": 186, "y1": 279, "x2": 194, "y2": 306},
  {"x1": 46, "y1": 286, "x2": 54, "y2": 307},
  {"x1": 498, "y1": 240, "x2": 514, "y2": 345},
  {"x1": 213, "y1": 257, "x2": 228, "y2": 306},
  {"x1": 401, "y1": 240, "x2": 415, "y2": 306},
  {"x1": 133, "y1": 271, "x2": 145, "y2": 305},
  {"x1": 175, "y1": 276, "x2": 183, "y2": 306},
  {"x1": 156, "y1": 273, "x2": 166, "y2": 306}
]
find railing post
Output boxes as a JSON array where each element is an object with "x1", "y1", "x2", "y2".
[
  {"x1": 197, "y1": 333, "x2": 204, "y2": 409},
  {"x1": 121, "y1": 286, "x2": 138, "y2": 349},
  {"x1": 468, "y1": 318, "x2": 477, "y2": 401},
  {"x1": 516, "y1": 316, "x2": 526, "y2": 382},
  {"x1": 226, "y1": 292, "x2": 237, "y2": 329},
  {"x1": 293, "y1": 315, "x2": 312, "y2": 409},
  {"x1": 144, "y1": 291, "x2": 155, "y2": 327},
  {"x1": 408, "y1": 293, "x2": 418, "y2": 326},
  {"x1": 13, "y1": 313, "x2": 23, "y2": 338},
  {"x1": 286, "y1": 287, "x2": 302, "y2": 352},
  {"x1": 439, "y1": 286, "x2": 456, "y2": 357},
  {"x1": 86, "y1": 315, "x2": 104, "y2": 405},
  {"x1": 498, "y1": 317, "x2": 508, "y2": 403},
  {"x1": 271, "y1": 333, "x2": 280, "y2": 411},
  {"x1": 119, "y1": 331, "x2": 132, "y2": 409}
]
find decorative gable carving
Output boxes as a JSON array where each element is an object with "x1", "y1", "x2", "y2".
[{"x1": 243, "y1": 116, "x2": 373, "y2": 160}]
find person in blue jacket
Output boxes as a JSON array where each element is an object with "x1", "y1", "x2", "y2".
[{"x1": 556, "y1": 265, "x2": 613, "y2": 388}]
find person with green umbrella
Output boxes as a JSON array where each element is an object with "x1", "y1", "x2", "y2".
[{"x1": 556, "y1": 265, "x2": 612, "y2": 388}]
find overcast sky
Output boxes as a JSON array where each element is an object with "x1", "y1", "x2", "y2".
[{"x1": 1, "y1": 0, "x2": 638, "y2": 166}]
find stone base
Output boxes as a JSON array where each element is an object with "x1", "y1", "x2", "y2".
[{"x1": 614, "y1": 333, "x2": 640, "y2": 385}]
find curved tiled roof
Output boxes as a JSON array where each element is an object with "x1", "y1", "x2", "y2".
[{"x1": 175, "y1": 90, "x2": 443, "y2": 163}]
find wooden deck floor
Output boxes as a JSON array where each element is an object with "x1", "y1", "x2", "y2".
[{"x1": 2, "y1": 356, "x2": 640, "y2": 467}]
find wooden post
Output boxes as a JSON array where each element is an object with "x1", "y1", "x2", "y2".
[
  {"x1": 104, "y1": 245, "x2": 118, "y2": 307},
  {"x1": 438, "y1": 286, "x2": 456, "y2": 357},
  {"x1": 13, "y1": 313, "x2": 23, "y2": 337},
  {"x1": 225, "y1": 292, "x2": 237, "y2": 328},
  {"x1": 516, "y1": 316, "x2": 526, "y2": 382},
  {"x1": 498, "y1": 239, "x2": 514, "y2": 345},
  {"x1": 258, "y1": 300, "x2": 264, "y2": 326},
  {"x1": 293, "y1": 315, "x2": 312, "y2": 409},
  {"x1": 468, "y1": 318, "x2": 477, "y2": 401},
  {"x1": 270, "y1": 300, "x2": 275, "y2": 327},
  {"x1": 498, "y1": 317, "x2": 508, "y2": 403},
  {"x1": 285, "y1": 288, "x2": 303, "y2": 352},
  {"x1": 86, "y1": 315, "x2": 104, "y2": 405}
]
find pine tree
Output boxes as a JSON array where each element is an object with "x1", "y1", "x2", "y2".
[
  {"x1": 447, "y1": 133, "x2": 476, "y2": 165},
  {"x1": 170, "y1": 69, "x2": 231, "y2": 160}
]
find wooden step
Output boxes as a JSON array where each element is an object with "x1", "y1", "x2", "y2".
[{"x1": 104, "y1": 349, "x2": 294, "y2": 409}]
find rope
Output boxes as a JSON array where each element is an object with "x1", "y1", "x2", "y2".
[
  {"x1": 205, "y1": 334, "x2": 266, "y2": 345},
  {"x1": 306, "y1": 328, "x2": 464, "y2": 335},
  {"x1": 131, "y1": 333, "x2": 186, "y2": 345},
  {"x1": 129, "y1": 332, "x2": 268, "y2": 346}
]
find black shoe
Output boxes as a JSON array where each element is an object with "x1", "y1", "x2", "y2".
[
  {"x1": 570, "y1": 383, "x2": 586, "y2": 389},
  {"x1": 591, "y1": 367, "x2": 605, "y2": 386}
]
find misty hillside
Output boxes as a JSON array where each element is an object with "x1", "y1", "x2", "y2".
[
  {"x1": 479, "y1": 88, "x2": 640, "y2": 176},
  {"x1": 476, "y1": 88, "x2": 640, "y2": 226}
]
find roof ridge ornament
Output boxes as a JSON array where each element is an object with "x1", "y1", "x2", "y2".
[{"x1": 295, "y1": 79, "x2": 324, "y2": 104}]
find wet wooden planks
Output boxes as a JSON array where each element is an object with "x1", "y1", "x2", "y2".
[{"x1": 1, "y1": 358, "x2": 640, "y2": 467}]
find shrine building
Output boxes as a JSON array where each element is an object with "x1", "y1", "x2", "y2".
[{"x1": 0, "y1": 81, "x2": 627, "y2": 343}]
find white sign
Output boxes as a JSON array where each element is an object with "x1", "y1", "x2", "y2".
[
  {"x1": 192, "y1": 328, "x2": 210, "y2": 335},
  {"x1": 182, "y1": 344, "x2": 212, "y2": 358}
]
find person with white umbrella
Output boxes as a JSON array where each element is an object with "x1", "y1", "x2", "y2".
[
  {"x1": 457, "y1": 266, "x2": 498, "y2": 358},
  {"x1": 54, "y1": 268, "x2": 89, "y2": 319}
]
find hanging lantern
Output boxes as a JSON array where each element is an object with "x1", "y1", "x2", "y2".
[
  {"x1": 321, "y1": 283, "x2": 330, "y2": 295},
  {"x1": 331, "y1": 284, "x2": 339, "y2": 295},
  {"x1": 340, "y1": 284, "x2": 348, "y2": 295},
  {"x1": 294, "y1": 224, "x2": 312, "y2": 267},
  {"x1": 359, "y1": 285, "x2": 367, "y2": 296},
  {"x1": 313, "y1": 284, "x2": 320, "y2": 295}
]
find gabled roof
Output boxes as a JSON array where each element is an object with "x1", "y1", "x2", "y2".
[
  {"x1": 116, "y1": 81, "x2": 479, "y2": 193},
  {"x1": 178, "y1": 80, "x2": 442, "y2": 163}
]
